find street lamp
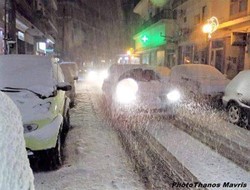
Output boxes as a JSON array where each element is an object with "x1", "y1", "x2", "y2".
[{"x1": 202, "y1": 16, "x2": 219, "y2": 38}]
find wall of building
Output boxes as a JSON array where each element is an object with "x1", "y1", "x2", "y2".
[{"x1": 171, "y1": 0, "x2": 250, "y2": 78}]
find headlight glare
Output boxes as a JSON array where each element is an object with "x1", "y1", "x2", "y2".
[
  {"x1": 87, "y1": 71, "x2": 97, "y2": 81},
  {"x1": 100, "y1": 70, "x2": 109, "y2": 79},
  {"x1": 115, "y1": 78, "x2": 138, "y2": 104},
  {"x1": 167, "y1": 90, "x2": 181, "y2": 102}
]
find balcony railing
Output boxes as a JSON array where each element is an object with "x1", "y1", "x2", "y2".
[{"x1": 136, "y1": 9, "x2": 176, "y2": 32}]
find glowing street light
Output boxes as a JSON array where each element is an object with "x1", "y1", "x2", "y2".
[
  {"x1": 202, "y1": 24, "x2": 213, "y2": 34},
  {"x1": 127, "y1": 48, "x2": 134, "y2": 55},
  {"x1": 202, "y1": 16, "x2": 219, "y2": 38}
]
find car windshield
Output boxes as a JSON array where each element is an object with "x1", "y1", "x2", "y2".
[
  {"x1": 0, "y1": 87, "x2": 49, "y2": 99},
  {"x1": 1, "y1": 1, "x2": 250, "y2": 189},
  {"x1": 0, "y1": 55, "x2": 55, "y2": 97}
]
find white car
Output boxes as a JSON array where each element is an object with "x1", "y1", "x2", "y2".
[
  {"x1": 102, "y1": 64, "x2": 176, "y2": 119},
  {"x1": 223, "y1": 70, "x2": 250, "y2": 129},
  {"x1": 169, "y1": 64, "x2": 229, "y2": 106},
  {"x1": 0, "y1": 55, "x2": 71, "y2": 169}
]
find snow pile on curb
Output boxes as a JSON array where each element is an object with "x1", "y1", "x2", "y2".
[{"x1": 0, "y1": 92, "x2": 34, "y2": 190}]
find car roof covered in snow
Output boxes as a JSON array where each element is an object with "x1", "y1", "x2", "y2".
[
  {"x1": 154, "y1": 66, "x2": 171, "y2": 77},
  {"x1": 225, "y1": 70, "x2": 250, "y2": 93},
  {"x1": 171, "y1": 64, "x2": 225, "y2": 80},
  {"x1": 0, "y1": 55, "x2": 56, "y2": 96},
  {"x1": 108, "y1": 64, "x2": 156, "y2": 81}
]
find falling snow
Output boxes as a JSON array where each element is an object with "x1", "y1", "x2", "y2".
[{"x1": 34, "y1": 83, "x2": 145, "y2": 190}]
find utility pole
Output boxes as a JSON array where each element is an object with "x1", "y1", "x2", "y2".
[
  {"x1": 4, "y1": 0, "x2": 16, "y2": 54},
  {"x1": 8, "y1": 0, "x2": 16, "y2": 54},
  {"x1": 4, "y1": 0, "x2": 7, "y2": 54}
]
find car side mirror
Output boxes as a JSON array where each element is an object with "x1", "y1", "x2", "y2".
[
  {"x1": 74, "y1": 76, "x2": 78, "y2": 80},
  {"x1": 57, "y1": 82, "x2": 72, "y2": 91}
]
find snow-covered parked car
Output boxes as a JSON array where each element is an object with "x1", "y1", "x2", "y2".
[
  {"x1": 0, "y1": 55, "x2": 72, "y2": 169},
  {"x1": 0, "y1": 91, "x2": 35, "y2": 190},
  {"x1": 59, "y1": 61, "x2": 79, "y2": 107},
  {"x1": 169, "y1": 64, "x2": 229, "y2": 106},
  {"x1": 223, "y1": 70, "x2": 250, "y2": 129},
  {"x1": 154, "y1": 66, "x2": 171, "y2": 78},
  {"x1": 102, "y1": 64, "x2": 174, "y2": 119}
]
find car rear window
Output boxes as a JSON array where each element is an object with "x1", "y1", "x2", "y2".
[{"x1": 119, "y1": 68, "x2": 160, "y2": 82}]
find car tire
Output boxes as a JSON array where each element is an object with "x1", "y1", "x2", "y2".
[
  {"x1": 41, "y1": 133, "x2": 63, "y2": 170},
  {"x1": 62, "y1": 110, "x2": 70, "y2": 143},
  {"x1": 69, "y1": 101, "x2": 75, "y2": 108},
  {"x1": 228, "y1": 103, "x2": 249, "y2": 128}
]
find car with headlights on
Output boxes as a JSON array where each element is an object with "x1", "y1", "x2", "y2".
[
  {"x1": 86, "y1": 64, "x2": 109, "y2": 83},
  {"x1": 102, "y1": 64, "x2": 177, "y2": 119},
  {"x1": 222, "y1": 70, "x2": 250, "y2": 129},
  {"x1": 169, "y1": 64, "x2": 229, "y2": 107},
  {"x1": 0, "y1": 55, "x2": 72, "y2": 169}
]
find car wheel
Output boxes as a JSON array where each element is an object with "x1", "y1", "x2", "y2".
[
  {"x1": 69, "y1": 100, "x2": 75, "y2": 108},
  {"x1": 42, "y1": 133, "x2": 63, "y2": 170},
  {"x1": 228, "y1": 103, "x2": 249, "y2": 128},
  {"x1": 62, "y1": 110, "x2": 70, "y2": 143}
]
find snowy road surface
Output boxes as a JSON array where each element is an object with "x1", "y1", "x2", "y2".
[{"x1": 34, "y1": 82, "x2": 145, "y2": 190}]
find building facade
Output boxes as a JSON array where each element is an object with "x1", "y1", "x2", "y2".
[
  {"x1": 133, "y1": 0, "x2": 176, "y2": 67},
  {"x1": 58, "y1": 0, "x2": 124, "y2": 65},
  {"x1": 0, "y1": 0, "x2": 58, "y2": 55},
  {"x1": 134, "y1": 0, "x2": 250, "y2": 79}
]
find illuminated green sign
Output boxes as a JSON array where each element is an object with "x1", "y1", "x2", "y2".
[
  {"x1": 135, "y1": 23, "x2": 166, "y2": 50},
  {"x1": 142, "y1": 35, "x2": 149, "y2": 43}
]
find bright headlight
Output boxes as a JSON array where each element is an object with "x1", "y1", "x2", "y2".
[
  {"x1": 100, "y1": 70, "x2": 109, "y2": 80},
  {"x1": 115, "y1": 78, "x2": 138, "y2": 104},
  {"x1": 167, "y1": 90, "x2": 181, "y2": 102},
  {"x1": 87, "y1": 71, "x2": 97, "y2": 80}
]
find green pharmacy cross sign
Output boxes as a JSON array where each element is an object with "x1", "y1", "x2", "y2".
[{"x1": 142, "y1": 35, "x2": 148, "y2": 43}]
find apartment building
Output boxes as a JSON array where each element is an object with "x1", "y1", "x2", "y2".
[
  {"x1": 173, "y1": 0, "x2": 250, "y2": 79},
  {"x1": 0, "y1": 0, "x2": 58, "y2": 55},
  {"x1": 134, "y1": 0, "x2": 250, "y2": 78},
  {"x1": 58, "y1": 0, "x2": 124, "y2": 64},
  {"x1": 133, "y1": 0, "x2": 176, "y2": 67}
]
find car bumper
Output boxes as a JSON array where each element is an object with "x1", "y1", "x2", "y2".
[
  {"x1": 113, "y1": 100, "x2": 171, "y2": 116},
  {"x1": 24, "y1": 114, "x2": 63, "y2": 152}
]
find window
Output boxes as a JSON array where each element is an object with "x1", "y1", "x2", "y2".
[
  {"x1": 194, "y1": 14, "x2": 200, "y2": 25},
  {"x1": 119, "y1": 69, "x2": 160, "y2": 82},
  {"x1": 184, "y1": 16, "x2": 187, "y2": 23},
  {"x1": 230, "y1": 0, "x2": 248, "y2": 17},
  {"x1": 202, "y1": 6, "x2": 207, "y2": 21}
]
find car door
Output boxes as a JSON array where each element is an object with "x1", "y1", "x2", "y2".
[{"x1": 53, "y1": 64, "x2": 66, "y2": 115}]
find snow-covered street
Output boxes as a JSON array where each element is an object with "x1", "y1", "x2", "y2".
[
  {"x1": 33, "y1": 80, "x2": 250, "y2": 190},
  {"x1": 34, "y1": 82, "x2": 145, "y2": 190}
]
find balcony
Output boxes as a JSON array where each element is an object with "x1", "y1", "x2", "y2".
[{"x1": 136, "y1": 9, "x2": 176, "y2": 32}]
